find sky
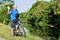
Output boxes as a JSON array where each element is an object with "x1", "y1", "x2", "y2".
[
  {"x1": 14, "y1": 0, "x2": 50, "y2": 13},
  {"x1": 14, "y1": 0, "x2": 37, "y2": 13},
  {"x1": 45, "y1": 0, "x2": 51, "y2": 2}
]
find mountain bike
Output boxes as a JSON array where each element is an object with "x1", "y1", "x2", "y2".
[{"x1": 14, "y1": 20, "x2": 26, "y2": 37}]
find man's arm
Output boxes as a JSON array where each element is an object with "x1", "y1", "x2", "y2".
[{"x1": 7, "y1": 6, "x2": 11, "y2": 14}]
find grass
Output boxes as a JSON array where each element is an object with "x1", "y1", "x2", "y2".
[{"x1": 0, "y1": 23, "x2": 43, "y2": 40}]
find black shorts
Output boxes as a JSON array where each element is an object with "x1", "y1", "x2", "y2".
[{"x1": 11, "y1": 20, "x2": 18, "y2": 28}]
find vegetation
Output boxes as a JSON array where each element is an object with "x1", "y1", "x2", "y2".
[
  {"x1": 0, "y1": 2, "x2": 13, "y2": 24},
  {"x1": 0, "y1": 23, "x2": 43, "y2": 40},
  {"x1": 20, "y1": 1, "x2": 60, "y2": 40},
  {"x1": 0, "y1": 0, "x2": 60, "y2": 40}
]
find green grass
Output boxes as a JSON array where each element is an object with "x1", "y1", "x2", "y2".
[{"x1": 0, "y1": 23, "x2": 43, "y2": 40}]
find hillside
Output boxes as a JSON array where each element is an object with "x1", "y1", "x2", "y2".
[
  {"x1": 20, "y1": 1, "x2": 60, "y2": 40},
  {"x1": 0, "y1": 23, "x2": 43, "y2": 40},
  {"x1": 0, "y1": 1, "x2": 60, "y2": 40},
  {"x1": 20, "y1": 1, "x2": 51, "y2": 37}
]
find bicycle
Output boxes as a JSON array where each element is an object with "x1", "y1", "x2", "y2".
[{"x1": 14, "y1": 20, "x2": 26, "y2": 37}]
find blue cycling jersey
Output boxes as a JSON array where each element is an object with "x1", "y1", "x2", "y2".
[{"x1": 10, "y1": 9, "x2": 19, "y2": 20}]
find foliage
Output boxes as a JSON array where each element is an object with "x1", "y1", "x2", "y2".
[
  {"x1": 0, "y1": 23, "x2": 43, "y2": 40},
  {"x1": 0, "y1": 2, "x2": 13, "y2": 24},
  {"x1": 0, "y1": 0, "x2": 60, "y2": 40},
  {"x1": 20, "y1": 1, "x2": 50, "y2": 37},
  {"x1": 20, "y1": 1, "x2": 60, "y2": 40}
]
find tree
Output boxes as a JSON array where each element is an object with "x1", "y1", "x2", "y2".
[
  {"x1": 0, "y1": 2, "x2": 13, "y2": 24},
  {"x1": 20, "y1": 1, "x2": 60, "y2": 40}
]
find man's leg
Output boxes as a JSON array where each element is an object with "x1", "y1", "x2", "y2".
[
  {"x1": 18, "y1": 28, "x2": 20, "y2": 33},
  {"x1": 17, "y1": 28, "x2": 22, "y2": 35},
  {"x1": 17, "y1": 23, "x2": 21, "y2": 35},
  {"x1": 11, "y1": 28, "x2": 14, "y2": 36},
  {"x1": 11, "y1": 21, "x2": 15, "y2": 36}
]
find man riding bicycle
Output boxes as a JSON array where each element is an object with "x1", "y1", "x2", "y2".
[{"x1": 7, "y1": 5, "x2": 20, "y2": 36}]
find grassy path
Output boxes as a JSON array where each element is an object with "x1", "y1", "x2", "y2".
[
  {"x1": 0, "y1": 37, "x2": 6, "y2": 40},
  {"x1": 0, "y1": 23, "x2": 43, "y2": 40}
]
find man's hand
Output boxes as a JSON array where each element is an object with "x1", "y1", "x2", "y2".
[
  {"x1": 7, "y1": 6, "x2": 11, "y2": 14},
  {"x1": 7, "y1": 6, "x2": 10, "y2": 10}
]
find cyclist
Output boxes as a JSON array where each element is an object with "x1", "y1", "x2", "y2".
[{"x1": 7, "y1": 5, "x2": 20, "y2": 36}]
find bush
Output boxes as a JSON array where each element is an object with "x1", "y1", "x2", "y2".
[
  {"x1": 0, "y1": 2, "x2": 13, "y2": 24},
  {"x1": 20, "y1": 1, "x2": 60, "y2": 40}
]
